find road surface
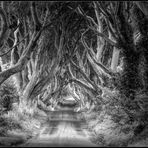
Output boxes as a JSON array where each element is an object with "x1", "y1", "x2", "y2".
[{"x1": 21, "y1": 105, "x2": 98, "y2": 147}]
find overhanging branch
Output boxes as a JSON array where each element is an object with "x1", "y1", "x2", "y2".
[
  {"x1": 70, "y1": 59, "x2": 101, "y2": 92},
  {"x1": 31, "y1": 2, "x2": 42, "y2": 30},
  {"x1": 81, "y1": 32, "x2": 114, "y2": 77},
  {"x1": 88, "y1": 26, "x2": 118, "y2": 47},
  {"x1": 87, "y1": 52, "x2": 114, "y2": 77},
  {"x1": 0, "y1": 33, "x2": 29, "y2": 57},
  {"x1": 0, "y1": 7, "x2": 9, "y2": 47},
  {"x1": 70, "y1": 78, "x2": 97, "y2": 95}
]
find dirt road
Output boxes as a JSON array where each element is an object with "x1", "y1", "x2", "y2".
[{"x1": 21, "y1": 106, "x2": 98, "y2": 147}]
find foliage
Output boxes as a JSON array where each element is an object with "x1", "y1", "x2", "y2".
[
  {"x1": 0, "y1": 104, "x2": 44, "y2": 140},
  {"x1": 0, "y1": 80, "x2": 19, "y2": 112},
  {"x1": 83, "y1": 85, "x2": 148, "y2": 146}
]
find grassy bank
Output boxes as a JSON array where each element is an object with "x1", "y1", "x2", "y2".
[{"x1": 0, "y1": 103, "x2": 48, "y2": 146}]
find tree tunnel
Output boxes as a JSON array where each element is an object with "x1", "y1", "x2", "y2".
[
  {"x1": 1, "y1": 1, "x2": 148, "y2": 147},
  {"x1": 0, "y1": 1, "x2": 108, "y2": 112},
  {"x1": 0, "y1": 2, "x2": 148, "y2": 144}
]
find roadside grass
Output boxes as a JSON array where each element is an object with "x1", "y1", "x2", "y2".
[
  {"x1": 83, "y1": 90, "x2": 148, "y2": 147},
  {"x1": 0, "y1": 103, "x2": 48, "y2": 146}
]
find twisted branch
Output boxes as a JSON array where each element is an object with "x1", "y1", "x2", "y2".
[{"x1": 0, "y1": 5, "x2": 9, "y2": 47}]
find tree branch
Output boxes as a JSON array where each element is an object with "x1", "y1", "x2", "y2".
[
  {"x1": 87, "y1": 52, "x2": 113, "y2": 78},
  {"x1": 23, "y1": 18, "x2": 29, "y2": 48},
  {"x1": 31, "y1": 1, "x2": 42, "y2": 31},
  {"x1": 96, "y1": 2, "x2": 110, "y2": 19},
  {"x1": 108, "y1": 2, "x2": 124, "y2": 41},
  {"x1": 70, "y1": 78, "x2": 97, "y2": 95},
  {"x1": 0, "y1": 33, "x2": 29, "y2": 57},
  {"x1": 0, "y1": 17, "x2": 47, "y2": 85},
  {"x1": 68, "y1": 59, "x2": 97, "y2": 95},
  {"x1": 0, "y1": 6, "x2": 9, "y2": 47},
  {"x1": 81, "y1": 32, "x2": 114, "y2": 77},
  {"x1": 105, "y1": 17, "x2": 118, "y2": 41},
  {"x1": 88, "y1": 26, "x2": 118, "y2": 47},
  {"x1": 11, "y1": 20, "x2": 20, "y2": 65},
  {"x1": 70, "y1": 59, "x2": 101, "y2": 93},
  {"x1": 135, "y1": 1, "x2": 148, "y2": 17}
]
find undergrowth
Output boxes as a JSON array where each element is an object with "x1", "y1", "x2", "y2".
[
  {"x1": 0, "y1": 81, "x2": 43, "y2": 145},
  {"x1": 0, "y1": 103, "x2": 44, "y2": 143},
  {"x1": 83, "y1": 88, "x2": 148, "y2": 147}
]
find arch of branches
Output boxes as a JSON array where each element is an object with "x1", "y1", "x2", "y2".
[{"x1": 0, "y1": 1, "x2": 148, "y2": 111}]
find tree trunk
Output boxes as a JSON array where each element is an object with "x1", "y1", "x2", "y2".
[
  {"x1": 93, "y1": 2, "x2": 105, "y2": 62},
  {"x1": 96, "y1": 32, "x2": 104, "y2": 62},
  {"x1": 138, "y1": 38, "x2": 148, "y2": 92},
  {"x1": 111, "y1": 47, "x2": 120, "y2": 72},
  {"x1": 10, "y1": 23, "x2": 24, "y2": 93},
  {"x1": 27, "y1": 61, "x2": 33, "y2": 80},
  {"x1": 132, "y1": 3, "x2": 148, "y2": 92},
  {"x1": 0, "y1": 57, "x2": 2, "y2": 72},
  {"x1": 121, "y1": 45, "x2": 140, "y2": 99},
  {"x1": 0, "y1": 30, "x2": 40, "y2": 85},
  {"x1": 19, "y1": 74, "x2": 38, "y2": 109},
  {"x1": 108, "y1": 31, "x2": 120, "y2": 72},
  {"x1": 0, "y1": 4, "x2": 9, "y2": 48},
  {"x1": 143, "y1": 48, "x2": 148, "y2": 92},
  {"x1": 135, "y1": 3, "x2": 148, "y2": 92},
  {"x1": 22, "y1": 65, "x2": 29, "y2": 89}
]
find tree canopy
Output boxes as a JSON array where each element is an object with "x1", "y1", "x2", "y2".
[{"x1": 0, "y1": 1, "x2": 148, "y2": 115}]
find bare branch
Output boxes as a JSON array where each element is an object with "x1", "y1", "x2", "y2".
[
  {"x1": 105, "y1": 17, "x2": 118, "y2": 40},
  {"x1": 23, "y1": 18, "x2": 29, "y2": 48},
  {"x1": 68, "y1": 63, "x2": 74, "y2": 79},
  {"x1": 70, "y1": 78, "x2": 97, "y2": 95},
  {"x1": 87, "y1": 16, "x2": 98, "y2": 29},
  {"x1": 89, "y1": 26, "x2": 119, "y2": 48},
  {"x1": 81, "y1": 30, "x2": 96, "y2": 58},
  {"x1": 81, "y1": 31, "x2": 114, "y2": 77},
  {"x1": 0, "y1": 17, "x2": 48, "y2": 85},
  {"x1": 93, "y1": 2, "x2": 101, "y2": 26},
  {"x1": 115, "y1": 2, "x2": 120, "y2": 15},
  {"x1": 70, "y1": 59, "x2": 100, "y2": 92},
  {"x1": 108, "y1": 3, "x2": 124, "y2": 41},
  {"x1": 135, "y1": 1, "x2": 148, "y2": 17},
  {"x1": 96, "y1": 1, "x2": 122, "y2": 42},
  {"x1": 11, "y1": 20, "x2": 20, "y2": 65},
  {"x1": 87, "y1": 52, "x2": 114, "y2": 77},
  {"x1": 42, "y1": 5, "x2": 50, "y2": 27},
  {"x1": 0, "y1": 33, "x2": 29, "y2": 57},
  {"x1": 0, "y1": 6, "x2": 9, "y2": 47},
  {"x1": 96, "y1": 2, "x2": 109, "y2": 18},
  {"x1": 31, "y1": 1, "x2": 42, "y2": 30}
]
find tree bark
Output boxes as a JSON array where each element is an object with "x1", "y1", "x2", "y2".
[
  {"x1": 133, "y1": 3, "x2": 148, "y2": 92},
  {"x1": 21, "y1": 72, "x2": 39, "y2": 103},
  {"x1": 121, "y1": 45, "x2": 141, "y2": 99},
  {"x1": 0, "y1": 57, "x2": 3, "y2": 72},
  {"x1": 135, "y1": 2, "x2": 148, "y2": 17},
  {"x1": 0, "y1": 30, "x2": 41, "y2": 85},
  {"x1": 0, "y1": 0, "x2": 50, "y2": 86},
  {"x1": 93, "y1": 2, "x2": 105, "y2": 62},
  {"x1": 11, "y1": 22, "x2": 23, "y2": 93},
  {"x1": 109, "y1": 31, "x2": 120, "y2": 72},
  {"x1": 22, "y1": 65, "x2": 29, "y2": 89},
  {"x1": 0, "y1": 3, "x2": 9, "y2": 47},
  {"x1": 111, "y1": 47, "x2": 120, "y2": 72}
]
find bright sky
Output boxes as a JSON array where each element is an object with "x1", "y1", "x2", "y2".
[{"x1": 64, "y1": 96, "x2": 76, "y2": 101}]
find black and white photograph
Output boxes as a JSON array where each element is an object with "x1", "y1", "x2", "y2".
[{"x1": 0, "y1": 1, "x2": 148, "y2": 147}]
